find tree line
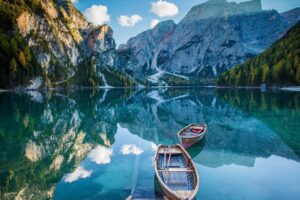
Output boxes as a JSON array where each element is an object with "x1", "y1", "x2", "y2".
[{"x1": 217, "y1": 21, "x2": 300, "y2": 87}]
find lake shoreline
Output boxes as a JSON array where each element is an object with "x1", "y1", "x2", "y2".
[
  {"x1": 280, "y1": 87, "x2": 300, "y2": 92},
  {"x1": 1, "y1": 85, "x2": 218, "y2": 92},
  {"x1": 216, "y1": 86, "x2": 300, "y2": 91},
  {"x1": 0, "y1": 89, "x2": 9, "y2": 93},
  {"x1": 2, "y1": 85, "x2": 300, "y2": 92}
]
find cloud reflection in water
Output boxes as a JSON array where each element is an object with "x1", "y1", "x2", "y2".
[
  {"x1": 88, "y1": 145, "x2": 113, "y2": 164},
  {"x1": 64, "y1": 166, "x2": 92, "y2": 183},
  {"x1": 120, "y1": 144, "x2": 143, "y2": 155}
]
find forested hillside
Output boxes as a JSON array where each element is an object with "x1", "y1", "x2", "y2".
[
  {"x1": 0, "y1": 0, "x2": 43, "y2": 88},
  {"x1": 217, "y1": 21, "x2": 300, "y2": 87},
  {"x1": 0, "y1": 0, "x2": 138, "y2": 89}
]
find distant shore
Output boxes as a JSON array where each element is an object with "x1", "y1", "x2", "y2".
[
  {"x1": 1, "y1": 85, "x2": 300, "y2": 92},
  {"x1": 0, "y1": 85, "x2": 217, "y2": 92},
  {"x1": 216, "y1": 86, "x2": 300, "y2": 91},
  {"x1": 280, "y1": 87, "x2": 300, "y2": 92},
  {"x1": 0, "y1": 89, "x2": 8, "y2": 93}
]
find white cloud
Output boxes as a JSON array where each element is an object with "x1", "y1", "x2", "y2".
[
  {"x1": 64, "y1": 166, "x2": 92, "y2": 183},
  {"x1": 150, "y1": 0, "x2": 179, "y2": 18},
  {"x1": 84, "y1": 5, "x2": 110, "y2": 26},
  {"x1": 88, "y1": 145, "x2": 113, "y2": 164},
  {"x1": 121, "y1": 144, "x2": 143, "y2": 155},
  {"x1": 70, "y1": 0, "x2": 78, "y2": 3},
  {"x1": 150, "y1": 19, "x2": 160, "y2": 28},
  {"x1": 118, "y1": 15, "x2": 143, "y2": 27}
]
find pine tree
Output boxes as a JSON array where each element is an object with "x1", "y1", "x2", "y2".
[
  {"x1": 19, "y1": 51, "x2": 26, "y2": 68},
  {"x1": 0, "y1": 36, "x2": 9, "y2": 56},
  {"x1": 283, "y1": 59, "x2": 293, "y2": 84},
  {"x1": 10, "y1": 58, "x2": 17, "y2": 80},
  {"x1": 24, "y1": 45, "x2": 31, "y2": 63},
  {"x1": 235, "y1": 70, "x2": 243, "y2": 86},
  {"x1": 262, "y1": 64, "x2": 270, "y2": 84},
  {"x1": 272, "y1": 61, "x2": 285, "y2": 84},
  {"x1": 10, "y1": 39, "x2": 18, "y2": 57}
]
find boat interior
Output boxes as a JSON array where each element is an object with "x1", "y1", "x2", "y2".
[
  {"x1": 156, "y1": 145, "x2": 197, "y2": 197},
  {"x1": 179, "y1": 125, "x2": 205, "y2": 138}
]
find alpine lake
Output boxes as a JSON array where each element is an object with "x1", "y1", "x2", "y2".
[{"x1": 0, "y1": 88, "x2": 300, "y2": 200}]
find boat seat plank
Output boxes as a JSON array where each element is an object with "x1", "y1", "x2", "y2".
[
  {"x1": 158, "y1": 149, "x2": 182, "y2": 154},
  {"x1": 158, "y1": 154, "x2": 187, "y2": 169},
  {"x1": 158, "y1": 168, "x2": 194, "y2": 172}
]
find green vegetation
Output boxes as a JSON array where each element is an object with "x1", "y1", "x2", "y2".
[
  {"x1": 0, "y1": 0, "x2": 43, "y2": 31},
  {"x1": 0, "y1": 32, "x2": 43, "y2": 88},
  {"x1": 100, "y1": 67, "x2": 136, "y2": 87},
  {"x1": 0, "y1": 0, "x2": 43, "y2": 88},
  {"x1": 75, "y1": 59, "x2": 100, "y2": 87},
  {"x1": 0, "y1": 92, "x2": 107, "y2": 197},
  {"x1": 161, "y1": 73, "x2": 215, "y2": 86},
  {"x1": 217, "y1": 21, "x2": 300, "y2": 87}
]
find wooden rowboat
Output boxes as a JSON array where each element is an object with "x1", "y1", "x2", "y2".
[
  {"x1": 177, "y1": 124, "x2": 207, "y2": 148},
  {"x1": 154, "y1": 144, "x2": 199, "y2": 200}
]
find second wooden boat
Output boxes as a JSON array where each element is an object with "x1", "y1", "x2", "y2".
[
  {"x1": 154, "y1": 144, "x2": 199, "y2": 200},
  {"x1": 177, "y1": 124, "x2": 207, "y2": 148}
]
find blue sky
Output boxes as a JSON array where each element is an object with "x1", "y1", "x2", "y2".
[{"x1": 72, "y1": 0, "x2": 300, "y2": 45}]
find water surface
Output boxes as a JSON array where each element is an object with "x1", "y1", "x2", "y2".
[{"x1": 0, "y1": 88, "x2": 300, "y2": 200}]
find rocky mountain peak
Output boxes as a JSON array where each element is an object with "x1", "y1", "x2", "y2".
[
  {"x1": 281, "y1": 7, "x2": 300, "y2": 25},
  {"x1": 153, "y1": 20, "x2": 176, "y2": 30},
  {"x1": 86, "y1": 25, "x2": 116, "y2": 55},
  {"x1": 182, "y1": 0, "x2": 262, "y2": 22},
  {"x1": 238, "y1": 0, "x2": 262, "y2": 13},
  {"x1": 94, "y1": 25, "x2": 114, "y2": 40},
  {"x1": 119, "y1": 0, "x2": 299, "y2": 81},
  {"x1": 205, "y1": 0, "x2": 227, "y2": 5}
]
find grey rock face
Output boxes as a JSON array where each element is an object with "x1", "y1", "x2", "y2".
[
  {"x1": 118, "y1": 20, "x2": 176, "y2": 74},
  {"x1": 84, "y1": 25, "x2": 117, "y2": 67},
  {"x1": 16, "y1": 0, "x2": 117, "y2": 87},
  {"x1": 120, "y1": 0, "x2": 300, "y2": 78},
  {"x1": 281, "y1": 8, "x2": 300, "y2": 26}
]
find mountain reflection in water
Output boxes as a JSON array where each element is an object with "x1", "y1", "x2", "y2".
[{"x1": 0, "y1": 88, "x2": 300, "y2": 200}]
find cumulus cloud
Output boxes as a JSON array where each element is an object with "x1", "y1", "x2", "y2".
[
  {"x1": 70, "y1": 0, "x2": 78, "y2": 3},
  {"x1": 84, "y1": 5, "x2": 110, "y2": 26},
  {"x1": 118, "y1": 15, "x2": 143, "y2": 27},
  {"x1": 150, "y1": 19, "x2": 160, "y2": 28},
  {"x1": 88, "y1": 145, "x2": 113, "y2": 164},
  {"x1": 121, "y1": 144, "x2": 143, "y2": 155},
  {"x1": 150, "y1": 0, "x2": 179, "y2": 18},
  {"x1": 64, "y1": 166, "x2": 92, "y2": 183}
]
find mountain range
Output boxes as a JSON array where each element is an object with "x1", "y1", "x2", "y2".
[
  {"x1": 120, "y1": 0, "x2": 300, "y2": 83},
  {"x1": 0, "y1": 0, "x2": 299, "y2": 89}
]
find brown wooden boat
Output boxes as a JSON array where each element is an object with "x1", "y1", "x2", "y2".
[
  {"x1": 154, "y1": 144, "x2": 199, "y2": 200},
  {"x1": 177, "y1": 124, "x2": 207, "y2": 148}
]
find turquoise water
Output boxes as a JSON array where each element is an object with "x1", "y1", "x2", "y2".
[{"x1": 0, "y1": 88, "x2": 300, "y2": 200}]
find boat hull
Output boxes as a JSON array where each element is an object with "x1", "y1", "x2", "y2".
[
  {"x1": 154, "y1": 144, "x2": 199, "y2": 200},
  {"x1": 178, "y1": 124, "x2": 207, "y2": 148},
  {"x1": 154, "y1": 177, "x2": 182, "y2": 200}
]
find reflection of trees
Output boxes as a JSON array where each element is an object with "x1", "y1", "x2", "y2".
[
  {"x1": 116, "y1": 88, "x2": 299, "y2": 168},
  {"x1": 1, "y1": 88, "x2": 299, "y2": 199},
  {"x1": 217, "y1": 89, "x2": 300, "y2": 158},
  {"x1": 0, "y1": 91, "x2": 106, "y2": 199}
]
